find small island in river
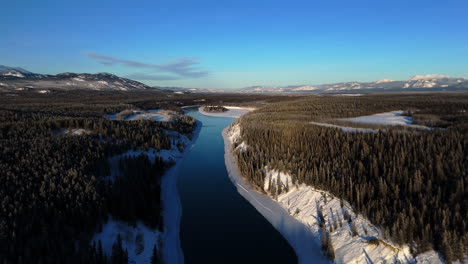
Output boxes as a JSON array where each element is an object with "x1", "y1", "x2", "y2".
[{"x1": 203, "y1": 105, "x2": 228, "y2": 113}]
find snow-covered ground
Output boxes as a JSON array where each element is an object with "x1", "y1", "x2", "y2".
[
  {"x1": 224, "y1": 125, "x2": 329, "y2": 264},
  {"x1": 124, "y1": 110, "x2": 172, "y2": 122},
  {"x1": 310, "y1": 122, "x2": 377, "y2": 133},
  {"x1": 159, "y1": 123, "x2": 201, "y2": 264},
  {"x1": 224, "y1": 123, "x2": 447, "y2": 264},
  {"x1": 263, "y1": 168, "x2": 414, "y2": 264},
  {"x1": 332, "y1": 93, "x2": 364, "y2": 96},
  {"x1": 52, "y1": 128, "x2": 91, "y2": 136},
  {"x1": 310, "y1": 111, "x2": 432, "y2": 132},
  {"x1": 107, "y1": 109, "x2": 174, "y2": 122},
  {"x1": 92, "y1": 218, "x2": 160, "y2": 264},
  {"x1": 340, "y1": 110, "x2": 431, "y2": 130},
  {"x1": 198, "y1": 106, "x2": 255, "y2": 118},
  {"x1": 92, "y1": 115, "x2": 200, "y2": 264}
]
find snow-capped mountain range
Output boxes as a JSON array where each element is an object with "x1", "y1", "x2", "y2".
[
  {"x1": 0, "y1": 65, "x2": 154, "y2": 92},
  {"x1": 0, "y1": 65, "x2": 40, "y2": 78},
  {"x1": 1, "y1": 65, "x2": 467, "y2": 93},
  {"x1": 240, "y1": 74, "x2": 468, "y2": 93}
]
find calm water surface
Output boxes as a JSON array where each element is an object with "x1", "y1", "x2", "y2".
[{"x1": 177, "y1": 108, "x2": 297, "y2": 264}]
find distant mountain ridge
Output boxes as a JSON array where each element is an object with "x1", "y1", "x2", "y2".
[
  {"x1": 0, "y1": 65, "x2": 154, "y2": 92},
  {"x1": 2, "y1": 65, "x2": 467, "y2": 93},
  {"x1": 240, "y1": 74, "x2": 468, "y2": 93},
  {"x1": 0, "y1": 65, "x2": 41, "y2": 78}
]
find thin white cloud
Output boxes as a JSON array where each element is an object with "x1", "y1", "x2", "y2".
[{"x1": 86, "y1": 52, "x2": 209, "y2": 80}]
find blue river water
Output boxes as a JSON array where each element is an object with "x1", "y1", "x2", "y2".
[{"x1": 177, "y1": 108, "x2": 297, "y2": 263}]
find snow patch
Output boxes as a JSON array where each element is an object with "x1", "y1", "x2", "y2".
[
  {"x1": 415, "y1": 250, "x2": 445, "y2": 264},
  {"x1": 340, "y1": 110, "x2": 431, "y2": 130},
  {"x1": 332, "y1": 93, "x2": 364, "y2": 97},
  {"x1": 343, "y1": 110, "x2": 409, "y2": 125},
  {"x1": 264, "y1": 169, "x2": 293, "y2": 192},
  {"x1": 407, "y1": 74, "x2": 448, "y2": 81},
  {"x1": 92, "y1": 218, "x2": 160, "y2": 264},
  {"x1": 375, "y1": 79, "x2": 394, "y2": 84},
  {"x1": 310, "y1": 122, "x2": 376, "y2": 133},
  {"x1": 292, "y1": 85, "x2": 317, "y2": 91},
  {"x1": 2, "y1": 71, "x2": 25, "y2": 77},
  {"x1": 53, "y1": 128, "x2": 91, "y2": 136},
  {"x1": 108, "y1": 109, "x2": 174, "y2": 122}
]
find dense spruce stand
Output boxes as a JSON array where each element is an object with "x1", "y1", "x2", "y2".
[
  {"x1": 0, "y1": 92, "x2": 198, "y2": 263},
  {"x1": 234, "y1": 94, "x2": 468, "y2": 262},
  {"x1": 1, "y1": 91, "x2": 466, "y2": 263},
  {"x1": 0, "y1": 91, "x2": 290, "y2": 263}
]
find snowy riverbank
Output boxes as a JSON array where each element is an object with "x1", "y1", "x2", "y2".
[
  {"x1": 223, "y1": 123, "x2": 447, "y2": 264},
  {"x1": 92, "y1": 119, "x2": 201, "y2": 264},
  {"x1": 160, "y1": 121, "x2": 201, "y2": 264},
  {"x1": 223, "y1": 125, "x2": 329, "y2": 263}
]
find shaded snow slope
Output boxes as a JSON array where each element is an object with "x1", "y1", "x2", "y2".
[
  {"x1": 159, "y1": 121, "x2": 201, "y2": 264},
  {"x1": 263, "y1": 169, "x2": 414, "y2": 264},
  {"x1": 92, "y1": 218, "x2": 160, "y2": 264}
]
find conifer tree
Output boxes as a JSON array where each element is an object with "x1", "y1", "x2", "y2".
[
  {"x1": 151, "y1": 244, "x2": 159, "y2": 264},
  {"x1": 321, "y1": 226, "x2": 328, "y2": 251},
  {"x1": 327, "y1": 232, "x2": 336, "y2": 260}
]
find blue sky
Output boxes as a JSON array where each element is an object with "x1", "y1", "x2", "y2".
[{"x1": 1, "y1": 0, "x2": 467, "y2": 89}]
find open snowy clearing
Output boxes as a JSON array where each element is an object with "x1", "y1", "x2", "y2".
[
  {"x1": 225, "y1": 123, "x2": 447, "y2": 264},
  {"x1": 340, "y1": 110, "x2": 431, "y2": 130},
  {"x1": 310, "y1": 122, "x2": 377, "y2": 133},
  {"x1": 198, "y1": 106, "x2": 255, "y2": 118},
  {"x1": 311, "y1": 110, "x2": 432, "y2": 132}
]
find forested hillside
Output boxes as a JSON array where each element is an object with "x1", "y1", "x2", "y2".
[
  {"x1": 0, "y1": 91, "x2": 198, "y2": 263},
  {"x1": 234, "y1": 94, "x2": 468, "y2": 262}
]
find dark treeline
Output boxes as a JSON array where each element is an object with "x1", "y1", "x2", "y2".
[
  {"x1": 0, "y1": 91, "x2": 201, "y2": 263},
  {"x1": 235, "y1": 94, "x2": 468, "y2": 262},
  {"x1": 108, "y1": 154, "x2": 167, "y2": 229}
]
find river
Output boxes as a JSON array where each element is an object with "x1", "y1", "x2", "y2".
[{"x1": 177, "y1": 108, "x2": 297, "y2": 263}]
